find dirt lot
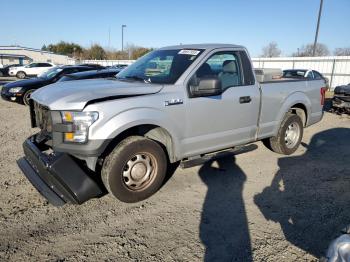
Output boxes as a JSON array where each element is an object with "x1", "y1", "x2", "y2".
[{"x1": 0, "y1": 96, "x2": 349, "y2": 261}]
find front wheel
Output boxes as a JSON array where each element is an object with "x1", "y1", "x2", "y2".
[
  {"x1": 263, "y1": 113, "x2": 303, "y2": 155},
  {"x1": 101, "y1": 136, "x2": 167, "y2": 203},
  {"x1": 23, "y1": 89, "x2": 35, "y2": 106}
]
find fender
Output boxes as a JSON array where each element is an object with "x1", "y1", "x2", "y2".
[
  {"x1": 89, "y1": 107, "x2": 183, "y2": 160},
  {"x1": 272, "y1": 91, "x2": 311, "y2": 136}
]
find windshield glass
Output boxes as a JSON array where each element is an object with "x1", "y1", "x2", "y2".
[
  {"x1": 117, "y1": 49, "x2": 204, "y2": 84},
  {"x1": 38, "y1": 67, "x2": 63, "y2": 79}
]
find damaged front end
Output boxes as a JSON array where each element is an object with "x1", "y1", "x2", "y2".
[
  {"x1": 17, "y1": 101, "x2": 105, "y2": 206},
  {"x1": 332, "y1": 84, "x2": 350, "y2": 114}
]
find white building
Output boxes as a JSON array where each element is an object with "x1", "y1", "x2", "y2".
[{"x1": 0, "y1": 46, "x2": 75, "y2": 66}]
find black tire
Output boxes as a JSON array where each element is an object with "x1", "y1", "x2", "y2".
[
  {"x1": 264, "y1": 113, "x2": 303, "y2": 155},
  {"x1": 23, "y1": 89, "x2": 35, "y2": 106},
  {"x1": 16, "y1": 71, "x2": 26, "y2": 79},
  {"x1": 101, "y1": 136, "x2": 167, "y2": 203}
]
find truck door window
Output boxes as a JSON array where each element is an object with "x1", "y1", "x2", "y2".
[{"x1": 193, "y1": 51, "x2": 242, "y2": 91}]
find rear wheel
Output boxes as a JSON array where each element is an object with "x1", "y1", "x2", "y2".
[
  {"x1": 23, "y1": 89, "x2": 35, "y2": 106},
  {"x1": 16, "y1": 71, "x2": 26, "y2": 79},
  {"x1": 263, "y1": 113, "x2": 303, "y2": 155},
  {"x1": 101, "y1": 136, "x2": 167, "y2": 203}
]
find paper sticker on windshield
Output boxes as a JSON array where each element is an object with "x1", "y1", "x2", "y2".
[{"x1": 178, "y1": 49, "x2": 200, "y2": 56}]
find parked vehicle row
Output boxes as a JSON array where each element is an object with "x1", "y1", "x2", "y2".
[
  {"x1": 9, "y1": 62, "x2": 56, "y2": 79},
  {"x1": 1, "y1": 65, "x2": 121, "y2": 105},
  {"x1": 16, "y1": 44, "x2": 325, "y2": 206},
  {"x1": 282, "y1": 69, "x2": 329, "y2": 88}
]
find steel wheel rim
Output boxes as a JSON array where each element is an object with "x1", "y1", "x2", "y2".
[
  {"x1": 18, "y1": 72, "x2": 25, "y2": 78},
  {"x1": 122, "y1": 153, "x2": 157, "y2": 191},
  {"x1": 285, "y1": 122, "x2": 300, "y2": 148}
]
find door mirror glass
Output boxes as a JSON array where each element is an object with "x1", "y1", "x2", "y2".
[{"x1": 190, "y1": 77, "x2": 222, "y2": 97}]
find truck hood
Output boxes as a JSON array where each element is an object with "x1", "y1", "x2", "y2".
[{"x1": 31, "y1": 79, "x2": 163, "y2": 110}]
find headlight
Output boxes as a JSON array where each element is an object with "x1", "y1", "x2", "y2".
[
  {"x1": 9, "y1": 87, "x2": 23, "y2": 93},
  {"x1": 61, "y1": 111, "x2": 99, "y2": 143}
]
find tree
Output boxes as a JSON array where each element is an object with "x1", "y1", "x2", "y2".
[
  {"x1": 104, "y1": 44, "x2": 153, "y2": 60},
  {"x1": 44, "y1": 41, "x2": 83, "y2": 58},
  {"x1": 83, "y1": 44, "x2": 107, "y2": 60},
  {"x1": 131, "y1": 47, "x2": 153, "y2": 60},
  {"x1": 293, "y1": 43, "x2": 330, "y2": 57},
  {"x1": 334, "y1": 47, "x2": 350, "y2": 56},
  {"x1": 41, "y1": 44, "x2": 47, "y2": 51},
  {"x1": 261, "y1": 42, "x2": 281, "y2": 58}
]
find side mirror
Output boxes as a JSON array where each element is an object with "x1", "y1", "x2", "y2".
[{"x1": 189, "y1": 77, "x2": 222, "y2": 97}]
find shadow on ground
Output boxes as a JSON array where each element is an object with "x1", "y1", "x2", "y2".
[
  {"x1": 199, "y1": 144, "x2": 257, "y2": 262},
  {"x1": 255, "y1": 128, "x2": 350, "y2": 258}
]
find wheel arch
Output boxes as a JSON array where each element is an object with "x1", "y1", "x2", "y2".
[
  {"x1": 101, "y1": 124, "x2": 178, "y2": 163},
  {"x1": 290, "y1": 103, "x2": 308, "y2": 127},
  {"x1": 272, "y1": 92, "x2": 311, "y2": 135}
]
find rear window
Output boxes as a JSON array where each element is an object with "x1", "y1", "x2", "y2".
[{"x1": 283, "y1": 70, "x2": 306, "y2": 78}]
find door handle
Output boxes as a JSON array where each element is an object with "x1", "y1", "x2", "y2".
[{"x1": 239, "y1": 96, "x2": 251, "y2": 104}]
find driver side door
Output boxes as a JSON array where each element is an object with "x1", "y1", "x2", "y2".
[{"x1": 182, "y1": 49, "x2": 260, "y2": 157}]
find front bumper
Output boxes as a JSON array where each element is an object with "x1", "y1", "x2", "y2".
[
  {"x1": 17, "y1": 136, "x2": 105, "y2": 206},
  {"x1": 1, "y1": 90, "x2": 23, "y2": 103}
]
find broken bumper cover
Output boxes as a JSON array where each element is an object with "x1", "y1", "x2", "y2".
[{"x1": 17, "y1": 136, "x2": 104, "y2": 206}]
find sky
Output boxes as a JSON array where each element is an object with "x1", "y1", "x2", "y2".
[{"x1": 1, "y1": 0, "x2": 349, "y2": 57}]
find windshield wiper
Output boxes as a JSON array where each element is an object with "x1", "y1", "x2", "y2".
[{"x1": 118, "y1": 75, "x2": 151, "y2": 83}]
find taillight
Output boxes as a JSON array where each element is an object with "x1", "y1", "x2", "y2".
[{"x1": 320, "y1": 87, "x2": 326, "y2": 105}]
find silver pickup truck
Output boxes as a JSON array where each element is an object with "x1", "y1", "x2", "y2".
[{"x1": 17, "y1": 44, "x2": 326, "y2": 206}]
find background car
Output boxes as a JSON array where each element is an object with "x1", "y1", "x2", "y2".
[
  {"x1": 0, "y1": 64, "x2": 22, "y2": 77},
  {"x1": 1, "y1": 65, "x2": 104, "y2": 105},
  {"x1": 58, "y1": 68, "x2": 121, "y2": 82},
  {"x1": 282, "y1": 69, "x2": 329, "y2": 88},
  {"x1": 109, "y1": 64, "x2": 129, "y2": 70},
  {"x1": 77, "y1": 63, "x2": 106, "y2": 69},
  {"x1": 8, "y1": 62, "x2": 55, "y2": 79}
]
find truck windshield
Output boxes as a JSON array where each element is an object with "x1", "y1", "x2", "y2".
[{"x1": 116, "y1": 49, "x2": 204, "y2": 84}]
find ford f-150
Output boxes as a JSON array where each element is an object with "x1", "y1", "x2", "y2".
[{"x1": 17, "y1": 44, "x2": 326, "y2": 206}]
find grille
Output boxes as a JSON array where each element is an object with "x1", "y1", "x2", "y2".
[{"x1": 33, "y1": 102, "x2": 52, "y2": 133}]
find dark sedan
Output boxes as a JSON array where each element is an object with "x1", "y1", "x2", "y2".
[
  {"x1": 58, "y1": 68, "x2": 121, "y2": 82},
  {"x1": 0, "y1": 64, "x2": 21, "y2": 77},
  {"x1": 1, "y1": 65, "x2": 104, "y2": 105}
]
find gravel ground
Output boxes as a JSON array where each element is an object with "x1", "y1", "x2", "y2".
[{"x1": 0, "y1": 97, "x2": 349, "y2": 262}]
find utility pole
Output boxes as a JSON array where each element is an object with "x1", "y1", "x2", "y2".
[
  {"x1": 121, "y1": 24, "x2": 127, "y2": 52},
  {"x1": 312, "y1": 0, "x2": 323, "y2": 56},
  {"x1": 108, "y1": 27, "x2": 111, "y2": 49}
]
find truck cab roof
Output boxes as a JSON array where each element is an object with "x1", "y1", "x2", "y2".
[{"x1": 159, "y1": 43, "x2": 245, "y2": 51}]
